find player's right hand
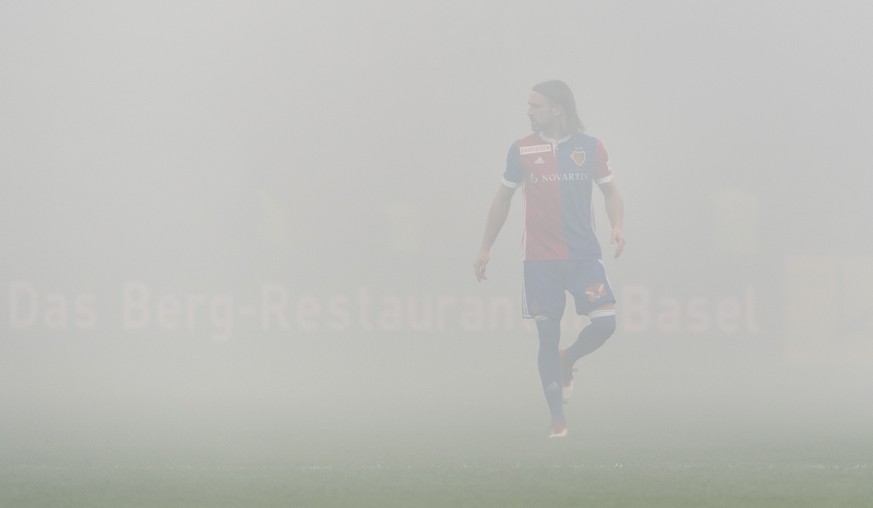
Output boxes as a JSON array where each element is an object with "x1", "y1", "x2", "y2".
[
  {"x1": 610, "y1": 228, "x2": 625, "y2": 259},
  {"x1": 473, "y1": 251, "x2": 489, "y2": 282}
]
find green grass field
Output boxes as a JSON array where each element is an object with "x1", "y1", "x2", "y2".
[
  {"x1": 3, "y1": 460, "x2": 871, "y2": 508},
  {"x1": 3, "y1": 417, "x2": 871, "y2": 508},
  {"x1": 3, "y1": 338, "x2": 872, "y2": 507}
]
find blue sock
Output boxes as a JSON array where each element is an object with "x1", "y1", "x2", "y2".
[
  {"x1": 536, "y1": 318, "x2": 564, "y2": 423},
  {"x1": 565, "y1": 314, "x2": 616, "y2": 366}
]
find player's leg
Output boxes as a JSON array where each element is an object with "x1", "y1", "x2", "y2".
[
  {"x1": 523, "y1": 261, "x2": 567, "y2": 435},
  {"x1": 535, "y1": 317, "x2": 565, "y2": 431},
  {"x1": 563, "y1": 259, "x2": 617, "y2": 385},
  {"x1": 565, "y1": 303, "x2": 616, "y2": 364}
]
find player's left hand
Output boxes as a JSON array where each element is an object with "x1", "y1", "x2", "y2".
[
  {"x1": 611, "y1": 228, "x2": 625, "y2": 258},
  {"x1": 473, "y1": 250, "x2": 490, "y2": 282}
]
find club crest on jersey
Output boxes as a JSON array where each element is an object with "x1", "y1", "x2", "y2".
[
  {"x1": 570, "y1": 149, "x2": 587, "y2": 166},
  {"x1": 519, "y1": 144, "x2": 552, "y2": 155}
]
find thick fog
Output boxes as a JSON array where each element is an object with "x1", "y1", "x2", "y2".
[{"x1": 2, "y1": 0, "x2": 873, "y2": 466}]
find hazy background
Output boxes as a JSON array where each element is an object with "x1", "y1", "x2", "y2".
[{"x1": 2, "y1": 0, "x2": 873, "y2": 471}]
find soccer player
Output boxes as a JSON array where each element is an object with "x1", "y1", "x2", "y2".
[{"x1": 473, "y1": 80, "x2": 625, "y2": 438}]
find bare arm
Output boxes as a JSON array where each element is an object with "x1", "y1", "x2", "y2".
[
  {"x1": 598, "y1": 179, "x2": 625, "y2": 258},
  {"x1": 473, "y1": 184, "x2": 517, "y2": 282}
]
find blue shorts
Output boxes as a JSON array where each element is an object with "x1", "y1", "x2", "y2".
[{"x1": 522, "y1": 259, "x2": 615, "y2": 320}]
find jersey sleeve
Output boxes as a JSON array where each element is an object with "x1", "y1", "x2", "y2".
[
  {"x1": 502, "y1": 142, "x2": 524, "y2": 189},
  {"x1": 593, "y1": 138, "x2": 613, "y2": 185}
]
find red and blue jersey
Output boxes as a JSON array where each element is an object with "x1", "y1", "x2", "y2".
[{"x1": 503, "y1": 131, "x2": 612, "y2": 261}]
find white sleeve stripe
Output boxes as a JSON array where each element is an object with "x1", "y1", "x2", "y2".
[
  {"x1": 502, "y1": 177, "x2": 522, "y2": 189},
  {"x1": 595, "y1": 173, "x2": 614, "y2": 185}
]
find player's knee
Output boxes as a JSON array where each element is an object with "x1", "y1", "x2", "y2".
[
  {"x1": 588, "y1": 313, "x2": 616, "y2": 340},
  {"x1": 535, "y1": 316, "x2": 561, "y2": 341}
]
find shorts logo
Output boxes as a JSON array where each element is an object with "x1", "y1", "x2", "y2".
[
  {"x1": 570, "y1": 149, "x2": 587, "y2": 166},
  {"x1": 520, "y1": 144, "x2": 552, "y2": 155},
  {"x1": 585, "y1": 282, "x2": 607, "y2": 302}
]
